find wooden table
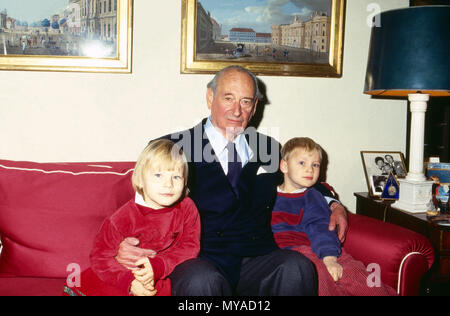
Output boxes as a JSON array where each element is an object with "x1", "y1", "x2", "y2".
[{"x1": 354, "y1": 192, "x2": 450, "y2": 295}]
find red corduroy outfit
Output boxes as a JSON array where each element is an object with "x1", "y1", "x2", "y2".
[{"x1": 66, "y1": 196, "x2": 200, "y2": 296}]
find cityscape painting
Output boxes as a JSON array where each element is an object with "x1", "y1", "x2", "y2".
[
  {"x1": 0, "y1": 0, "x2": 133, "y2": 73},
  {"x1": 181, "y1": 0, "x2": 346, "y2": 77}
]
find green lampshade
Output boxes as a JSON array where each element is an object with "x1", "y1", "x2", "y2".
[{"x1": 364, "y1": 6, "x2": 450, "y2": 97}]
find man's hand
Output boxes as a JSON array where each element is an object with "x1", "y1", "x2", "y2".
[
  {"x1": 329, "y1": 202, "x2": 348, "y2": 243},
  {"x1": 115, "y1": 237, "x2": 157, "y2": 271}
]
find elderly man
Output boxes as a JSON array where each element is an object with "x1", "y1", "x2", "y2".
[{"x1": 117, "y1": 65, "x2": 347, "y2": 296}]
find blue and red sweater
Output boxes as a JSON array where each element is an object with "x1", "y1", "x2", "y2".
[{"x1": 271, "y1": 187, "x2": 341, "y2": 259}]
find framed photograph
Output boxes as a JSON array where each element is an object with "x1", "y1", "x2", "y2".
[
  {"x1": 0, "y1": 0, "x2": 133, "y2": 73},
  {"x1": 181, "y1": 0, "x2": 346, "y2": 77},
  {"x1": 360, "y1": 151, "x2": 407, "y2": 197}
]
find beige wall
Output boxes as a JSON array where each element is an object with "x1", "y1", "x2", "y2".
[{"x1": 0, "y1": 0, "x2": 409, "y2": 211}]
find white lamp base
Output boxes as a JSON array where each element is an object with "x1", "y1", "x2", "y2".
[
  {"x1": 391, "y1": 93, "x2": 433, "y2": 214},
  {"x1": 392, "y1": 178, "x2": 433, "y2": 213}
]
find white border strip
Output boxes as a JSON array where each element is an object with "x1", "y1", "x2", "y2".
[
  {"x1": 87, "y1": 165, "x2": 114, "y2": 169},
  {"x1": 0, "y1": 164, "x2": 134, "y2": 176},
  {"x1": 397, "y1": 252, "x2": 422, "y2": 295}
]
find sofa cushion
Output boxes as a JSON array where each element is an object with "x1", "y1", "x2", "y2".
[
  {"x1": 0, "y1": 277, "x2": 66, "y2": 296},
  {"x1": 0, "y1": 160, "x2": 135, "y2": 279}
]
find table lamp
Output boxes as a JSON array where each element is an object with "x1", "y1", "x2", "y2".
[{"x1": 364, "y1": 6, "x2": 450, "y2": 213}]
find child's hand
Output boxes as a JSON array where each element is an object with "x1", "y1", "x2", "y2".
[
  {"x1": 133, "y1": 257, "x2": 156, "y2": 292},
  {"x1": 323, "y1": 256, "x2": 343, "y2": 282},
  {"x1": 130, "y1": 279, "x2": 157, "y2": 296}
]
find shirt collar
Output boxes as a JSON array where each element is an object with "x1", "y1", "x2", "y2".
[
  {"x1": 134, "y1": 192, "x2": 177, "y2": 214},
  {"x1": 135, "y1": 192, "x2": 148, "y2": 207},
  {"x1": 204, "y1": 116, "x2": 253, "y2": 162},
  {"x1": 204, "y1": 116, "x2": 229, "y2": 155},
  {"x1": 277, "y1": 186, "x2": 308, "y2": 194}
]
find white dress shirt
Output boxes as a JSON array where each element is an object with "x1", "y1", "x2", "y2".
[
  {"x1": 203, "y1": 116, "x2": 253, "y2": 175},
  {"x1": 203, "y1": 117, "x2": 337, "y2": 205}
]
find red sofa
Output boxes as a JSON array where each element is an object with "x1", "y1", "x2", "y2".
[{"x1": 0, "y1": 160, "x2": 435, "y2": 296}]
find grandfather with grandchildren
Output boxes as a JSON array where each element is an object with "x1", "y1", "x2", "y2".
[{"x1": 115, "y1": 65, "x2": 348, "y2": 296}]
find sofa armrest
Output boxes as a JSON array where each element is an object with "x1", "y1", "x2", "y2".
[{"x1": 342, "y1": 213, "x2": 434, "y2": 296}]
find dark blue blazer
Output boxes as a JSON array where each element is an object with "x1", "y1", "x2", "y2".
[{"x1": 159, "y1": 119, "x2": 332, "y2": 287}]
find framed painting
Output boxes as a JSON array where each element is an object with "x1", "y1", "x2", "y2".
[
  {"x1": 181, "y1": 0, "x2": 345, "y2": 77},
  {"x1": 361, "y1": 151, "x2": 407, "y2": 197},
  {"x1": 0, "y1": 0, "x2": 133, "y2": 73}
]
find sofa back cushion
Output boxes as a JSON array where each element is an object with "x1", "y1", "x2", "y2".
[{"x1": 0, "y1": 160, "x2": 135, "y2": 278}]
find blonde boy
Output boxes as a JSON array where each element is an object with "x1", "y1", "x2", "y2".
[
  {"x1": 274, "y1": 137, "x2": 343, "y2": 281},
  {"x1": 88, "y1": 139, "x2": 201, "y2": 296},
  {"x1": 271, "y1": 137, "x2": 397, "y2": 296}
]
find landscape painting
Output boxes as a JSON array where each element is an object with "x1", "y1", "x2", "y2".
[
  {"x1": 1, "y1": 0, "x2": 119, "y2": 57},
  {"x1": 0, "y1": 0, "x2": 133, "y2": 73},
  {"x1": 181, "y1": 0, "x2": 346, "y2": 77}
]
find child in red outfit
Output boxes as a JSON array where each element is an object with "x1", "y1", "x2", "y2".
[{"x1": 65, "y1": 139, "x2": 201, "y2": 296}]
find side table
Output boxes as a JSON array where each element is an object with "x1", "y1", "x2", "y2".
[{"x1": 354, "y1": 192, "x2": 450, "y2": 295}]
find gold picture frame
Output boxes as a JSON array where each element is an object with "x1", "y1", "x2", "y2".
[
  {"x1": 0, "y1": 0, "x2": 133, "y2": 73},
  {"x1": 360, "y1": 151, "x2": 407, "y2": 198},
  {"x1": 181, "y1": 0, "x2": 345, "y2": 77}
]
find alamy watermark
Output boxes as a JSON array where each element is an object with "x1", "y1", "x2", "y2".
[
  {"x1": 367, "y1": 3, "x2": 382, "y2": 28},
  {"x1": 366, "y1": 263, "x2": 381, "y2": 288},
  {"x1": 170, "y1": 125, "x2": 281, "y2": 173},
  {"x1": 66, "y1": 263, "x2": 81, "y2": 288}
]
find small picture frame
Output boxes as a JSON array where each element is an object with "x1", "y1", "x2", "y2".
[{"x1": 360, "y1": 151, "x2": 407, "y2": 197}]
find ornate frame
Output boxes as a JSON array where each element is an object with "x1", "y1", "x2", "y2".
[
  {"x1": 0, "y1": 0, "x2": 133, "y2": 73},
  {"x1": 181, "y1": 0, "x2": 345, "y2": 77}
]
